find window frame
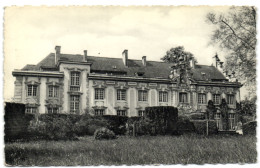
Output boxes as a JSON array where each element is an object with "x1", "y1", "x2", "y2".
[
  {"x1": 70, "y1": 95, "x2": 80, "y2": 113},
  {"x1": 138, "y1": 90, "x2": 148, "y2": 102},
  {"x1": 95, "y1": 88, "x2": 105, "y2": 100},
  {"x1": 47, "y1": 107, "x2": 59, "y2": 114},
  {"x1": 27, "y1": 85, "x2": 38, "y2": 97},
  {"x1": 159, "y1": 91, "x2": 168, "y2": 102},
  {"x1": 48, "y1": 85, "x2": 59, "y2": 98},
  {"x1": 213, "y1": 94, "x2": 221, "y2": 105},
  {"x1": 117, "y1": 110, "x2": 127, "y2": 116},
  {"x1": 70, "y1": 71, "x2": 80, "y2": 86},
  {"x1": 179, "y1": 92, "x2": 188, "y2": 103},
  {"x1": 25, "y1": 107, "x2": 37, "y2": 114},
  {"x1": 198, "y1": 93, "x2": 207, "y2": 104},
  {"x1": 95, "y1": 109, "x2": 105, "y2": 116},
  {"x1": 138, "y1": 110, "x2": 145, "y2": 117},
  {"x1": 117, "y1": 89, "x2": 126, "y2": 101},
  {"x1": 227, "y1": 94, "x2": 235, "y2": 105}
]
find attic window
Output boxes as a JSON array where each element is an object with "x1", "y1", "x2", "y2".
[
  {"x1": 136, "y1": 72, "x2": 145, "y2": 77},
  {"x1": 112, "y1": 66, "x2": 117, "y2": 69}
]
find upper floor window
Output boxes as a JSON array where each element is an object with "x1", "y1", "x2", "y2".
[
  {"x1": 159, "y1": 91, "x2": 168, "y2": 102},
  {"x1": 227, "y1": 94, "x2": 235, "y2": 105},
  {"x1": 213, "y1": 94, "x2": 221, "y2": 105},
  {"x1": 179, "y1": 92, "x2": 188, "y2": 103},
  {"x1": 95, "y1": 88, "x2": 105, "y2": 100},
  {"x1": 138, "y1": 90, "x2": 148, "y2": 101},
  {"x1": 27, "y1": 85, "x2": 37, "y2": 96},
  {"x1": 48, "y1": 86, "x2": 59, "y2": 97},
  {"x1": 117, "y1": 89, "x2": 126, "y2": 101},
  {"x1": 198, "y1": 93, "x2": 207, "y2": 104},
  {"x1": 71, "y1": 72, "x2": 80, "y2": 86}
]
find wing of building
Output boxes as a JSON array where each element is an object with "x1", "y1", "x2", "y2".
[{"x1": 12, "y1": 46, "x2": 242, "y2": 118}]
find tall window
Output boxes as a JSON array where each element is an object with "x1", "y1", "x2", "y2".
[
  {"x1": 179, "y1": 92, "x2": 188, "y2": 103},
  {"x1": 227, "y1": 94, "x2": 235, "y2": 105},
  {"x1": 198, "y1": 93, "x2": 207, "y2": 104},
  {"x1": 27, "y1": 85, "x2": 37, "y2": 96},
  {"x1": 159, "y1": 91, "x2": 168, "y2": 102},
  {"x1": 95, "y1": 109, "x2": 104, "y2": 116},
  {"x1": 213, "y1": 94, "x2": 221, "y2": 105},
  {"x1": 138, "y1": 90, "x2": 148, "y2": 101},
  {"x1": 48, "y1": 86, "x2": 59, "y2": 97},
  {"x1": 48, "y1": 108, "x2": 58, "y2": 114},
  {"x1": 117, "y1": 89, "x2": 126, "y2": 101},
  {"x1": 117, "y1": 110, "x2": 126, "y2": 116},
  {"x1": 71, "y1": 72, "x2": 80, "y2": 86},
  {"x1": 26, "y1": 107, "x2": 37, "y2": 114},
  {"x1": 95, "y1": 88, "x2": 105, "y2": 100},
  {"x1": 229, "y1": 113, "x2": 235, "y2": 130},
  {"x1": 70, "y1": 95, "x2": 80, "y2": 113},
  {"x1": 138, "y1": 110, "x2": 145, "y2": 117}
]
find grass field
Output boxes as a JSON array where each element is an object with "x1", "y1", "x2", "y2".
[{"x1": 5, "y1": 134, "x2": 256, "y2": 166}]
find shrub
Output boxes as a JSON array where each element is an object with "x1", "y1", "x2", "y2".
[
  {"x1": 102, "y1": 115, "x2": 128, "y2": 135},
  {"x1": 73, "y1": 115, "x2": 108, "y2": 136},
  {"x1": 94, "y1": 127, "x2": 116, "y2": 140},
  {"x1": 176, "y1": 115, "x2": 195, "y2": 133},
  {"x1": 191, "y1": 120, "x2": 218, "y2": 135},
  {"x1": 188, "y1": 113, "x2": 206, "y2": 120},
  {"x1": 243, "y1": 121, "x2": 256, "y2": 135}
]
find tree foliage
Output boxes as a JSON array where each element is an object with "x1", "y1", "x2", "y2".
[
  {"x1": 206, "y1": 6, "x2": 256, "y2": 95},
  {"x1": 161, "y1": 46, "x2": 195, "y2": 64}
]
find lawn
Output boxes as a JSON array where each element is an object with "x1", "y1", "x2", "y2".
[{"x1": 5, "y1": 134, "x2": 257, "y2": 166}]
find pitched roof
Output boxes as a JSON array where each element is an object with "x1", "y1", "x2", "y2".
[{"x1": 21, "y1": 53, "x2": 227, "y2": 81}]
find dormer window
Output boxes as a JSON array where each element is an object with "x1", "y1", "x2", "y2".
[{"x1": 136, "y1": 72, "x2": 144, "y2": 77}]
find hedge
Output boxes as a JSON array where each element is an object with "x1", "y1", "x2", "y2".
[
  {"x1": 176, "y1": 115, "x2": 195, "y2": 133},
  {"x1": 191, "y1": 120, "x2": 218, "y2": 135},
  {"x1": 243, "y1": 121, "x2": 256, "y2": 135}
]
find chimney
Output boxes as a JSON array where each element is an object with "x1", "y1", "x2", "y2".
[
  {"x1": 55, "y1": 46, "x2": 61, "y2": 64},
  {"x1": 142, "y1": 56, "x2": 147, "y2": 66},
  {"x1": 122, "y1": 49, "x2": 128, "y2": 66},
  {"x1": 83, "y1": 50, "x2": 87, "y2": 62},
  {"x1": 190, "y1": 57, "x2": 195, "y2": 68}
]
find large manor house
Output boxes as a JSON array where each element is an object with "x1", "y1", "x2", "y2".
[{"x1": 12, "y1": 46, "x2": 242, "y2": 121}]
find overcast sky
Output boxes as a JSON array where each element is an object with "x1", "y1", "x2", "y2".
[{"x1": 5, "y1": 6, "x2": 246, "y2": 101}]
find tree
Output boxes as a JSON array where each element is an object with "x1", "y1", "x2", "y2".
[
  {"x1": 161, "y1": 46, "x2": 196, "y2": 84},
  {"x1": 206, "y1": 6, "x2": 256, "y2": 97}
]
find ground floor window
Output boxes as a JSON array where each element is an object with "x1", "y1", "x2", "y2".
[
  {"x1": 47, "y1": 108, "x2": 58, "y2": 114},
  {"x1": 117, "y1": 110, "x2": 126, "y2": 116},
  {"x1": 229, "y1": 113, "x2": 236, "y2": 130},
  {"x1": 25, "y1": 107, "x2": 37, "y2": 114},
  {"x1": 95, "y1": 109, "x2": 105, "y2": 116},
  {"x1": 179, "y1": 92, "x2": 188, "y2": 103},
  {"x1": 138, "y1": 110, "x2": 145, "y2": 117},
  {"x1": 70, "y1": 95, "x2": 80, "y2": 113}
]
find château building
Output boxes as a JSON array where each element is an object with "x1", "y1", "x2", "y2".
[{"x1": 12, "y1": 46, "x2": 242, "y2": 129}]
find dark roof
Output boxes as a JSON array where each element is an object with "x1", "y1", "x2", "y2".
[{"x1": 21, "y1": 53, "x2": 227, "y2": 81}]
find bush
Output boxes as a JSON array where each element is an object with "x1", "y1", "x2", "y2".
[
  {"x1": 102, "y1": 115, "x2": 128, "y2": 135},
  {"x1": 73, "y1": 115, "x2": 108, "y2": 136},
  {"x1": 28, "y1": 115, "x2": 77, "y2": 140},
  {"x1": 176, "y1": 115, "x2": 195, "y2": 133},
  {"x1": 94, "y1": 127, "x2": 116, "y2": 140},
  {"x1": 243, "y1": 121, "x2": 256, "y2": 135},
  {"x1": 191, "y1": 120, "x2": 218, "y2": 135},
  {"x1": 188, "y1": 113, "x2": 206, "y2": 120}
]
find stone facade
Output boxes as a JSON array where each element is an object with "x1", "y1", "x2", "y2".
[{"x1": 12, "y1": 46, "x2": 242, "y2": 120}]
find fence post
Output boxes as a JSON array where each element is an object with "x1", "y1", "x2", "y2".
[
  {"x1": 206, "y1": 120, "x2": 209, "y2": 136},
  {"x1": 133, "y1": 123, "x2": 136, "y2": 137}
]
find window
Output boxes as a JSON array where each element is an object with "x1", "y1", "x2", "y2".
[
  {"x1": 48, "y1": 108, "x2": 58, "y2": 114},
  {"x1": 229, "y1": 113, "x2": 235, "y2": 130},
  {"x1": 71, "y1": 72, "x2": 80, "y2": 86},
  {"x1": 138, "y1": 90, "x2": 148, "y2": 101},
  {"x1": 227, "y1": 95, "x2": 235, "y2": 105},
  {"x1": 117, "y1": 110, "x2": 126, "y2": 116},
  {"x1": 159, "y1": 91, "x2": 168, "y2": 102},
  {"x1": 27, "y1": 85, "x2": 37, "y2": 96},
  {"x1": 213, "y1": 94, "x2": 221, "y2": 105},
  {"x1": 25, "y1": 107, "x2": 37, "y2": 114},
  {"x1": 198, "y1": 93, "x2": 207, "y2": 104},
  {"x1": 70, "y1": 95, "x2": 80, "y2": 113},
  {"x1": 214, "y1": 113, "x2": 221, "y2": 119},
  {"x1": 138, "y1": 110, "x2": 145, "y2": 117},
  {"x1": 117, "y1": 89, "x2": 126, "y2": 101},
  {"x1": 95, "y1": 88, "x2": 105, "y2": 100},
  {"x1": 179, "y1": 92, "x2": 188, "y2": 103},
  {"x1": 95, "y1": 109, "x2": 104, "y2": 116},
  {"x1": 48, "y1": 86, "x2": 59, "y2": 97}
]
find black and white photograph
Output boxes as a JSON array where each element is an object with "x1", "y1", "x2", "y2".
[{"x1": 2, "y1": 3, "x2": 257, "y2": 166}]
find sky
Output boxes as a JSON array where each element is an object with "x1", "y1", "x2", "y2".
[{"x1": 4, "y1": 6, "x2": 248, "y2": 101}]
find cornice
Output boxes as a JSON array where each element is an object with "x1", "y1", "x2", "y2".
[{"x1": 12, "y1": 70, "x2": 64, "y2": 78}]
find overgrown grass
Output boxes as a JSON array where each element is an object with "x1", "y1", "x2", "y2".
[{"x1": 5, "y1": 134, "x2": 256, "y2": 166}]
